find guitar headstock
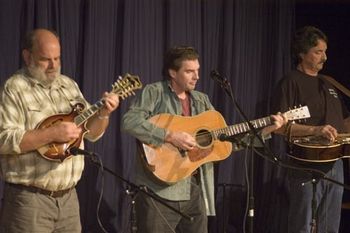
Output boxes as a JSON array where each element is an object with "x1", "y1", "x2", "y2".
[
  {"x1": 285, "y1": 106, "x2": 311, "y2": 121},
  {"x1": 112, "y1": 73, "x2": 142, "y2": 99}
]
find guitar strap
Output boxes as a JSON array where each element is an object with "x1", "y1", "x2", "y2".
[
  {"x1": 321, "y1": 75, "x2": 349, "y2": 132},
  {"x1": 321, "y1": 75, "x2": 350, "y2": 98}
]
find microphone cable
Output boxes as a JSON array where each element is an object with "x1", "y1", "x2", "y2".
[{"x1": 90, "y1": 152, "x2": 109, "y2": 233}]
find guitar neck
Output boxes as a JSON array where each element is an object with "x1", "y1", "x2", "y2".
[
  {"x1": 214, "y1": 116, "x2": 272, "y2": 139},
  {"x1": 74, "y1": 100, "x2": 105, "y2": 126}
]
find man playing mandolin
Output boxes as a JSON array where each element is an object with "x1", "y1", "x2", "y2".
[
  {"x1": 122, "y1": 46, "x2": 286, "y2": 233},
  {"x1": 0, "y1": 29, "x2": 119, "y2": 232},
  {"x1": 272, "y1": 26, "x2": 350, "y2": 233}
]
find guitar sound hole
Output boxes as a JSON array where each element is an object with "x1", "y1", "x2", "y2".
[{"x1": 196, "y1": 129, "x2": 212, "y2": 148}]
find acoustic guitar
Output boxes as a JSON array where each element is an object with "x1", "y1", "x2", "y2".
[
  {"x1": 36, "y1": 73, "x2": 142, "y2": 162},
  {"x1": 288, "y1": 134, "x2": 350, "y2": 162},
  {"x1": 139, "y1": 106, "x2": 310, "y2": 184}
]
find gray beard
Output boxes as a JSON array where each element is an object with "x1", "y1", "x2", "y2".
[{"x1": 27, "y1": 64, "x2": 61, "y2": 86}]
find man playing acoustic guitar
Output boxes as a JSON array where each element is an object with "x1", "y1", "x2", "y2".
[
  {"x1": 0, "y1": 29, "x2": 119, "y2": 232},
  {"x1": 122, "y1": 46, "x2": 286, "y2": 233},
  {"x1": 272, "y1": 26, "x2": 350, "y2": 233}
]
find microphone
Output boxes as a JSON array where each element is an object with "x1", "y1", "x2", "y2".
[
  {"x1": 210, "y1": 70, "x2": 226, "y2": 84},
  {"x1": 69, "y1": 147, "x2": 96, "y2": 157},
  {"x1": 218, "y1": 133, "x2": 230, "y2": 142},
  {"x1": 218, "y1": 133, "x2": 241, "y2": 145}
]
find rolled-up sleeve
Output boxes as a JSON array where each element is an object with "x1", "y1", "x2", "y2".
[
  {"x1": 0, "y1": 85, "x2": 27, "y2": 154},
  {"x1": 121, "y1": 84, "x2": 167, "y2": 147}
]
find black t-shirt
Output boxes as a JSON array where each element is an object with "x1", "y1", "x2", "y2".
[
  {"x1": 272, "y1": 70, "x2": 349, "y2": 171},
  {"x1": 272, "y1": 70, "x2": 348, "y2": 132}
]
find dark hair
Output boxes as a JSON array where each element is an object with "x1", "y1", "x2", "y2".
[
  {"x1": 291, "y1": 26, "x2": 328, "y2": 65},
  {"x1": 22, "y1": 29, "x2": 59, "y2": 51},
  {"x1": 162, "y1": 46, "x2": 199, "y2": 79}
]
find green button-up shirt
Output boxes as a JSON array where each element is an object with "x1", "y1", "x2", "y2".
[{"x1": 122, "y1": 80, "x2": 216, "y2": 215}]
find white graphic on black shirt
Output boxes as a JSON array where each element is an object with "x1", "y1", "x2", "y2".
[{"x1": 328, "y1": 88, "x2": 338, "y2": 98}]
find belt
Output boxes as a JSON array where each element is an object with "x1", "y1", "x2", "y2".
[{"x1": 5, "y1": 182, "x2": 74, "y2": 198}]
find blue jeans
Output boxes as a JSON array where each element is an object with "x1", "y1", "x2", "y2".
[{"x1": 287, "y1": 159, "x2": 344, "y2": 233}]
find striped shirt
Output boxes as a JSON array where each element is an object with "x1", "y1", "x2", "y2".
[{"x1": 0, "y1": 68, "x2": 89, "y2": 191}]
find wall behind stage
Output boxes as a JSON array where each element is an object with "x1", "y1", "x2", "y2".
[{"x1": 3, "y1": 0, "x2": 348, "y2": 233}]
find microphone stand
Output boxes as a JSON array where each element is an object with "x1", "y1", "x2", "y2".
[
  {"x1": 308, "y1": 178, "x2": 317, "y2": 233},
  {"x1": 304, "y1": 169, "x2": 350, "y2": 233},
  {"x1": 211, "y1": 72, "x2": 266, "y2": 233},
  {"x1": 78, "y1": 150, "x2": 193, "y2": 232},
  {"x1": 248, "y1": 137, "x2": 255, "y2": 233}
]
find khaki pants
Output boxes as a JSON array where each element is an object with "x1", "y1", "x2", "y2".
[{"x1": 0, "y1": 183, "x2": 81, "y2": 233}]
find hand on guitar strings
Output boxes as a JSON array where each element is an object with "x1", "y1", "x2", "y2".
[
  {"x1": 313, "y1": 124, "x2": 338, "y2": 142},
  {"x1": 165, "y1": 130, "x2": 197, "y2": 151},
  {"x1": 50, "y1": 121, "x2": 82, "y2": 142}
]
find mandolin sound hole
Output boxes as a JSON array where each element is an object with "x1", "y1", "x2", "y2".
[{"x1": 195, "y1": 129, "x2": 213, "y2": 148}]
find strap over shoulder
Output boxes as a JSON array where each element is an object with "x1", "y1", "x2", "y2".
[{"x1": 321, "y1": 75, "x2": 350, "y2": 98}]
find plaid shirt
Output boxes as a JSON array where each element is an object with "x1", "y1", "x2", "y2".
[{"x1": 0, "y1": 68, "x2": 89, "y2": 191}]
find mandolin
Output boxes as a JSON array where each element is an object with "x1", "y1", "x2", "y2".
[{"x1": 36, "y1": 73, "x2": 142, "y2": 162}]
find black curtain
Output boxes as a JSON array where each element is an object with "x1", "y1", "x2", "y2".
[{"x1": 0, "y1": 0, "x2": 295, "y2": 232}]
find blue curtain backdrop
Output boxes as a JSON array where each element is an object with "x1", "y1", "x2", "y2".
[{"x1": 1, "y1": 0, "x2": 347, "y2": 232}]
